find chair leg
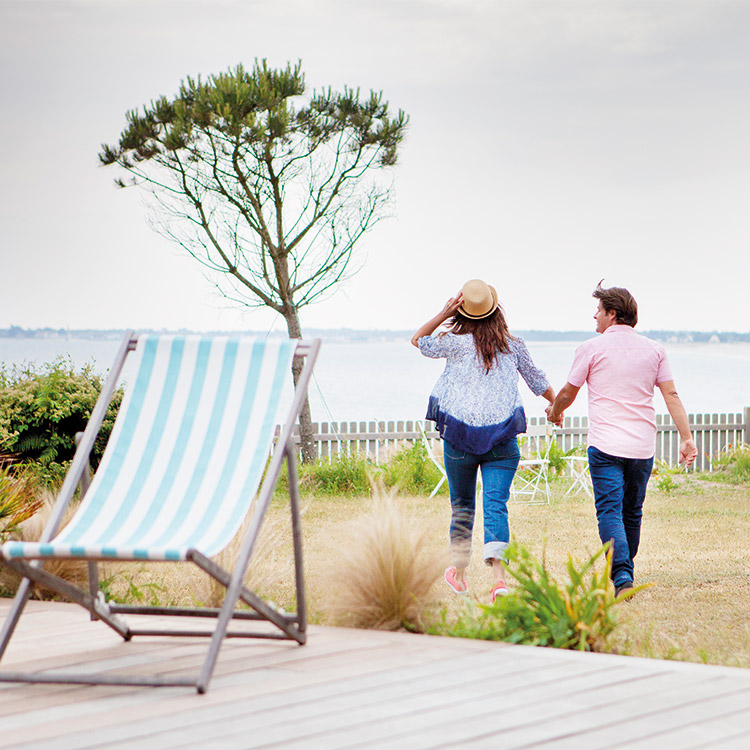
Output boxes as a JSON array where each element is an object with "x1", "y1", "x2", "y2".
[
  {"x1": 1, "y1": 559, "x2": 131, "y2": 641},
  {"x1": 0, "y1": 574, "x2": 33, "y2": 660},
  {"x1": 286, "y1": 442, "x2": 307, "y2": 638}
]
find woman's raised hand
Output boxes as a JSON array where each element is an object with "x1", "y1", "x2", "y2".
[{"x1": 440, "y1": 294, "x2": 463, "y2": 320}]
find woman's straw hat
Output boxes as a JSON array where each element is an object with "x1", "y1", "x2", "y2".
[{"x1": 458, "y1": 279, "x2": 498, "y2": 319}]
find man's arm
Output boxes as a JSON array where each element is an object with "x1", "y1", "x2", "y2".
[
  {"x1": 546, "y1": 382, "x2": 580, "y2": 426},
  {"x1": 658, "y1": 380, "x2": 697, "y2": 466}
]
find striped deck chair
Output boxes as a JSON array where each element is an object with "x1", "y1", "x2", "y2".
[{"x1": 0, "y1": 333, "x2": 320, "y2": 693}]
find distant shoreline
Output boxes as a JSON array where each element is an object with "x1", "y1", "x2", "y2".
[{"x1": 1, "y1": 326, "x2": 749, "y2": 344}]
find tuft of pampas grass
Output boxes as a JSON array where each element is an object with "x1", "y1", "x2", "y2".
[
  {"x1": 327, "y1": 484, "x2": 445, "y2": 631},
  {"x1": 203, "y1": 505, "x2": 303, "y2": 610},
  {"x1": 0, "y1": 490, "x2": 91, "y2": 597}
]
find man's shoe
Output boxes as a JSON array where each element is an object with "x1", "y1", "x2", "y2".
[
  {"x1": 444, "y1": 566, "x2": 468, "y2": 594},
  {"x1": 615, "y1": 582, "x2": 634, "y2": 598}
]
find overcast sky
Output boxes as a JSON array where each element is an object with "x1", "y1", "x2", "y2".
[{"x1": 1, "y1": 0, "x2": 749, "y2": 334}]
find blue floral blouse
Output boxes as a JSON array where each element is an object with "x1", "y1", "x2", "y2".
[{"x1": 418, "y1": 333, "x2": 550, "y2": 454}]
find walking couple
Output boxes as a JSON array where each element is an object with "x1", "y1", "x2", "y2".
[{"x1": 411, "y1": 279, "x2": 697, "y2": 604}]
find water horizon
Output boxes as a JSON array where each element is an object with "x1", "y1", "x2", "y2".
[{"x1": 1, "y1": 334, "x2": 748, "y2": 423}]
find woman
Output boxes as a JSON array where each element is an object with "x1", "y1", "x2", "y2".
[{"x1": 411, "y1": 279, "x2": 555, "y2": 603}]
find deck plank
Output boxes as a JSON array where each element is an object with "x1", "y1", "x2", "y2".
[{"x1": 0, "y1": 599, "x2": 749, "y2": 750}]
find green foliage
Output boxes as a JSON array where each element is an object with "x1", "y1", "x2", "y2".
[
  {"x1": 100, "y1": 60, "x2": 409, "y2": 316},
  {"x1": 379, "y1": 442, "x2": 447, "y2": 496},
  {"x1": 98, "y1": 569, "x2": 168, "y2": 606},
  {"x1": 287, "y1": 442, "x2": 448, "y2": 498},
  {"x1": 0, "y1": 464, "x2": 44, "y2": 542},
  {"x1": 430, "y1": 542, "x2": 644, "y2": 652},
  {"x1": 656, "y1": 474, "x2": 679, "y2": 493},
  {"x1": 298, "y1": 452, "x2": 373, "y2": 496},
  {"x1": 0, "y1": 359, "x2": 123, "y2": 487},
  {"x1": 710, "y1": 444, "x2": 750, "y2": 484}
]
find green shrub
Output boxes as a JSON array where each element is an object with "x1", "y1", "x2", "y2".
[
  {"x1": 430, "y1": 541, "x2": 644, "y2": 652},
  {"x1": 379, "y1": 442, "x2": 447, "y2": 496},
  {"x1": 711, "y1": 444, "x2": 750, "y2": 484},
  {"x1": 0, "y1": 359, "x2": 123, "y2": 487},
  {"x1": 298, "y1": 451, "x2": 373, "y2": 496}
]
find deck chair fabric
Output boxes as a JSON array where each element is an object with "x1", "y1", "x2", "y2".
[
  {"x1": 0, "y1": 333, "x2": 319, "y2": 693},
  {"x1": 2, "y1": 336, "x2": 295, "y2": 563},
  {"x1": 510, "y1": 422, "x2": 554, "y2": 505}
]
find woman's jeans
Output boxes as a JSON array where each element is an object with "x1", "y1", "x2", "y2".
[
  {"x1": 587, "y1": 446, "x2": 654, "y2": 587},
  {"x1": 443, "y1": 438, "x2": 520, "y2": 569}
]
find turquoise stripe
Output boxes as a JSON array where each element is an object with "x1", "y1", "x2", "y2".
[
  {"x1": 147, "y1": 339, "x2": 239, "y2": 549},
  {"x1": 89, "y1": 338, "x2": 186, "y2": 545},
  {"x1": 178, "y1": 340, "x2": 266, "y2": 552},
  {"x1": 198, "y1": 340, "x2": 295, "y2": 555},
  {"x1": 118, "y1": 338, "x2": 213, "y2": 547},
  {"x1": 57, "y1": 337, "x2": 160, "y2": 541}
]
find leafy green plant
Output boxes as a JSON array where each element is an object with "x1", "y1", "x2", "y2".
[
  {"x1": 0, "y1": 359, "x2": 123, "y2": 487},
  {"x1": 430, "y1": 541, "x2": 647, "y2": 651},
  {"x1": 98, "y1": 568, "x2": 167, "y2": 606},
  {"x1": 297, "y1": 451, "x2": 374, "y2": 496},
  {"x1": 379, "y1": 442, "x2": 447, "y2": 496},
  {"x1": 710, "y1": 444, "x2": 750, "y2": 484},
  {"x1": 656, "y1": 474, "x2": 679, "y2": 493}
]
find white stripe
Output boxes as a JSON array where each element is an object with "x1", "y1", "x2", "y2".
[{"x1": 196, "y1": 339, "x2": 287, "y2": 554}]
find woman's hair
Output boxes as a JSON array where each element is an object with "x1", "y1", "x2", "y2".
[{"x1": 447, "y1": 305, "x2": 516, "y2": 372}]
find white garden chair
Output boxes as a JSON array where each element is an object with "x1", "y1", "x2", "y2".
[
  {"x1": 419, "y1": 422, "x2": 447, "y2": 498},
  {"x1": 510, "y1": 422, "x2": 556, "y2": 505}
]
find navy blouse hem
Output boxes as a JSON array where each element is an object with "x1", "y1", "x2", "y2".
[{"x1": 426, "y1": 397, "x2": 527, "y2": 455}]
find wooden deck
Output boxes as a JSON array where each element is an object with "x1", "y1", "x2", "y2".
[{"x1": 1, "y1": 599, "x2": 749, "y2": 749}]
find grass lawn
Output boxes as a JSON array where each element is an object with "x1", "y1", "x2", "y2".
[{"x1": 11, "y1": 472, "x2": 749, "y2": 670}]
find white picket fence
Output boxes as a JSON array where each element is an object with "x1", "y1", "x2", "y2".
[{"x1": 291, "y1": 408, "x2": 750, "y2": 472}]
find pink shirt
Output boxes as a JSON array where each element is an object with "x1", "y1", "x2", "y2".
[{"x1": 567, "y1": 325, "x2": 673, "y2": 459}]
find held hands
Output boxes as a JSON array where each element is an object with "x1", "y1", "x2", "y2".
[{"x1": 545, "y1": 403, "x2": 563, "y2": 427}]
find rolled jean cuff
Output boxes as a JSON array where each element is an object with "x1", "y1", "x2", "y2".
[
  {"x1": 450, "y1": 541, "x2": 472, "y2": 569},
  {"x1": 483, "y1": 540, "x2": 509, "y2": 564}
]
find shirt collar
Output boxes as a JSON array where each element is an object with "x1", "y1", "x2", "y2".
[{"x1": 603, "y1": 324, "x2": 636, "y2": 335}]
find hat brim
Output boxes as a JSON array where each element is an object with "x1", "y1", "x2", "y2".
[{"x1": 458, "y1": 285, "x2": 498, "y2": 319}]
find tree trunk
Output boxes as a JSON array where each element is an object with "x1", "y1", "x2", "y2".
[{"x1": 282, "y1": 306, "x2": 317, "y2": 463}]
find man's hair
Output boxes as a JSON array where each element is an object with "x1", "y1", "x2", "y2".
[{"x1": 592, "y1": 282, "x2": 638, "y2": 327}]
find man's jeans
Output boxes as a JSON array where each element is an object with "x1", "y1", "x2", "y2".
[
  {"x1": 587, "y1": 446, "x2": 654, "y2": 587},
  {"x1": 443, "y1": 438, "x2": 520, "y2": 569}
]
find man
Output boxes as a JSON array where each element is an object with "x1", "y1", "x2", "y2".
[{"x1": 546, "y1": 282, "x2": 697, "y2": 596}]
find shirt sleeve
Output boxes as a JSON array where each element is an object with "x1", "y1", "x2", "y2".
[
  {"x1": 567, "y1": 342, "x2": 591, "y2": 388},
  {"x1": 655, "y1": 346, "x2": 674, "y2": 384},
  {"x1": 418, "y1": 333, "x2": 460, "y2": 359},
  {"x1": 512, "y1": 339, "x2": 550, "y2": 396}
]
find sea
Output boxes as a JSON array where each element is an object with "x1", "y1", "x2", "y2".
[{"x1": 1, "y1": 335, "x2": 749, "y2": 422}]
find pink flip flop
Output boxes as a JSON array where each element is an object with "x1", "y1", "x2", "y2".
[
  {"x1": 491, "y1": 581, "x2": 508, "y2": 604},
  {"x1": 444, "y1": 566, "x2": 468, "y2": 594}
]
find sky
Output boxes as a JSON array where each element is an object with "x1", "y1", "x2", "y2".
[{"x1": 1, "y1": 0, "x2": 749, "y2": 334}]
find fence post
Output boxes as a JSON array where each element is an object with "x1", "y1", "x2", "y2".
[{"x1": 745, "y1": 407, "x2": 750, "y2": 447}]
